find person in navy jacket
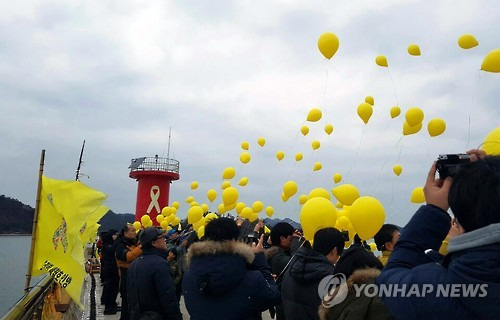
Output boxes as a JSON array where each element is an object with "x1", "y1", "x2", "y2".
[{"x1": 377, "y1": 150, "x2": 500, "y2": 319}]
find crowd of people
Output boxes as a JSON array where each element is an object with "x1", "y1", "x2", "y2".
[{"x1": 97, "y1": 150, "x2": 500, "y2": 319}]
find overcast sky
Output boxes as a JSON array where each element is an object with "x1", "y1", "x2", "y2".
[{"x1": 0, "y1": 0, "x2": 498, "y2": 227}]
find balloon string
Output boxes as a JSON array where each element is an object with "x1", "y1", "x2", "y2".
[
  {"x1": 346, "y1": 126, "x2": 366, "y2": 179},
  {"x1": 465, "y1": 70, "x2": 481, "y2": 149},
  {"x1": 396, "y1": 138, "x2": 405, "y2": 163},
  {"x1": 371, "y1": 135, "x2": 402, "y2": 194},
  {"x1": 323, "y1": 67, "x2": 329, "y2": 120},
  {"x1": 387, "y1": 68, "x2": 399, "y2": 106},
  {"x1": 424, "y1": 56, "x2": 458, "y2": 89}
]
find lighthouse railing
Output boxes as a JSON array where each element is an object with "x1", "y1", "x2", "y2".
[{"x1": 129, "y1": 157, "x2": 180, "y2": 174}]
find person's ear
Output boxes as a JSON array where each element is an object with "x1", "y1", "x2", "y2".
[{"x1": 385, "y1": 241, "x2": 393, "y2": 251}]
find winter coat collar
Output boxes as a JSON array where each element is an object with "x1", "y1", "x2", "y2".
[
  {"x1": 318, "y1": 268, "x2": 381, "y2": 320},
  {"x1": 186, "y1": 240, "x2": 255, "y2": 266},
  {"x1": 289, "y1": 247, "x2": 335, "y2": 283},
  {"x1": 448, "y1": 223, "x2": 500, "y2": 253},
  {"x1": 141, "y1": 247, "x2": 168, "y2": 259}
]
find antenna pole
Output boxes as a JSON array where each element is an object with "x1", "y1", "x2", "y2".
[
  {"x1": 76, "y1": 140, "x2": 85, "y2": 181},
  {"x1": 167, "y1": 127, "x2": 171, "y2": 160}
]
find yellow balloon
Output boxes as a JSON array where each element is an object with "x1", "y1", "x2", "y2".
[
  {"x1": 185, "y1": 196, "x2": 194, "y2": 204},
  {"x1": 160, "y1": 220, "x2": 169, "y2": 230},
  {"x1": 281, "y1": 192, "x2": 289, "y2": 202},
  {"x1": 332, "y1": 184, "x2": 360, "y2": 206},
  {"x1": 312, "y1": 140, "x2": 321, "y2": 150},
  {"x1": 240, "y1": 151, "x2": 251, "y2": 164},
  {"x1": 241, "y1": 207, "x2": 253, "y2": 219},
  {"x1": 482, "y1": 127, "x2": 500, "y2": 155},
  {"x1": 146, "y1": 220, "x2": 153, "y2": 228},
  {"x1": 238, "y1": 177, "x2": 249, "y2": 186},
  {"x1": 217, "y1": 203, "x2": 226, "y2": 214},
  {"x1": 333, "y1": 173, "x2": 342, "y2": 184},
  {"x1": 156, "y1": 214, "x2": 164, "y2": 223},
  {"x1": 201, "y1": 203, "x2": 209, "y2": 213},
  {"x1": 295, "y1": 153, "x2": 303, "y2": 162},
  {"x1": 265, "y1": 206, "x2": 274, "y2": 218},
  {"x1": 190, "y1": 181, "x2": 198, "y2": 190},
  {"x1": 171, "y1": 207, "x2": 177, "y2": 215},
  {"x1": 283, "y1": 181, "x2": 298, "y2": 198},
  {"x1": 317, "y1": 32, "x2": 339, "y2": 60},
  {"x1": 257, "y1": 137, "x2": 266, "y2": 147},
  {"x1": 307, "y1": 108, "x2": 322, "y2": 122},
  {"x1": 301, "y1": 126, "x2": 310, "y2": 136},
  {"x1": 222, "y1": 167, "x2": 236, "y2": 180},
  {"x1": 335, "y1": 202, "x2": 344, "y2": 209},
  {"x1": 357, "y1": 102, "x2": 373, "y2": 124},
  {"x1": 481, "y1": 49, "x2": 500, "y2": 73},
  {"x1": 221, "y1": 181, "x2": 231, "y2": 190},
  {"x1": 249, "y1": 211, "x2": 259, "y2": 223},
  {"x1": 369, "y1": 242, "x2": 377, "y2": 252},
  {"x1": 410, "y1": 187, "x2": 425, "y2": 203},
  {"x1": 171, "y1": 201, "x2": 180, "y2": 209},
  {"x1": 405, "y1": 107, "x2": 424, "y2": 126},
  {"x1": 299, "y1": 194, "x2": 308, "y2": 205},
  {"x1": 241, "y1": 141, "x2": 249, "y2": 150},
  {"x1": 196, "y1": 225, "x2": 205, "y2": 239},
  {"x1": 188, "y1": 206, "x2": 203, "y2": 224},
  {"x1": 190, "y1": 201, "x2": 199, "y2": 207},
  {"x1": 308, "y1": 188, "x2": 331, "y2": 200},
  {"x1": 252, "y1": 201, "x2": 264, "y2": 213},
  {"x1": 390, "y1": 106, "x2": 401, "y2": 119},
  {"x1": 205, "y1": 213, "x2": 218, "y2": 222},
  {"x1": 193, "y1": 218, "x2": 206, "y2": 231},
  {"x1": 300, "y1": 197, "x2": 337, "y2": 241},
  {"x1": 324, "y1": 124, "x2": 334, "y2": 135},
  {"x1": 165, "y1": 214, "x2": 175, "y2": 224},
  {"x1": 161, "y1": 207, "x2": 173, "y2": 217},
  {"x1": 407, "y1": 44, "x2": 421, "y2": 56},
  {"x1": 133, "y1": 221, "x2": 141, "y2": 231},
  {"x1": 222, "y1": 187, "x2": 239, "y2": 207},
  {"x1": 171, "y1": 216, "x2": 180, "y2": 227},
  {"x1": 458, "y1": 34, "x2": 479, "y2": 49},
  {"x1": 375, "y1": 55, "x2": 388, "y2": 67},
  {"x1": 313, "y1": 162, "x2": 322, "y2": 171},
  {"x1": 225, "y1": 202, "x2": 237, "y2": 211},
  {"x1": 337, "y1": 216, "x2": 350, "y2": 230},
  {"x1": 140, "y1": 215, "x2": 151, "y2": 226},
  {"x1": 403, "y1": 121, "x2": 423, "y2": 136},
  {"x1": 393, "y1": 164, "x2": 402, "y2": 176},
  {"x1": 427, "y1": 118, "x2": 446, "y2": 137},
  {"x1": 350, "y1": 196, "x2": 385, "y2": 240},
  {"x1": 207, "y1": 189, "x2": 217, "y2": 203},
  {"x1": 235, "y1": 202, "x2": 246, "y2": 215},
  {"x1": 365, "y1": 96, "x2": 374, "y2": 106},
  {"x1": 276, "y1": 151, "x2": 285, "y2": 161}
]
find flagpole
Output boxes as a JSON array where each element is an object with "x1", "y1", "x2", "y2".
[{"x1": 24, "y1": 149, "x2": 46, "y2": 294}]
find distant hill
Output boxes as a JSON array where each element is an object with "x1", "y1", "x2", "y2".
[{"x1": 0, "y1": 195, "x2": 134, "y2": 234}]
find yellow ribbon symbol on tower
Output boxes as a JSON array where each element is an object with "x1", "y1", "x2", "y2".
[{"x1": 147, "y1": 185, "x2": 161, "y2": 214}]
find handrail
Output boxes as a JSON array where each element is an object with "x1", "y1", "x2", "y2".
[{"x1": 1, "y1": 276, "x2": 53, "y2": 320}]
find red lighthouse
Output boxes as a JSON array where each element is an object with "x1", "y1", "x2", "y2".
[{"x1": 129, "y1": 155, "x2": 180, "y2": 225}]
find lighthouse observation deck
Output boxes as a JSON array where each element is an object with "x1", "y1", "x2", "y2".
[{"x1": 129, "y1": 156, "x2": 180, "y2": 180}]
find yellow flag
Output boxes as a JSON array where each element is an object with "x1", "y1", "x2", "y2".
[
  {"x1": 31, "y1": 176, "x2": 107, "y2": 307},
  {"x1": 79, "y1": 205, "x2": 109, "y2": 246}
]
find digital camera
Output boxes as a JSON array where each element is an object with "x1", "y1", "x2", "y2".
[{"x1": 436, "y1": 154, "x2": 471, "y2": 179}]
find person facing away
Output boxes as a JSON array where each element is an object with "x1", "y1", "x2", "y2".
[
  {"x1": 318, "y1": 242, "x2": 390, "y2": 320},
  {"x1": 377, "y1": 150, "x2": 500, "y2": 319},
  {"x1": 127, "y1": 227, "x2": 182, "y2": 320},
  {"x1": 100, "y1": 230, "x2": 120, "y2": 315},
  {"x1": 373, "y1": 224, "x2": 401, "y2": 266},
  {"x1": 281, "y1": 228, "x2": 344, "y2": 320},
  {"x1": 183, "y1": 217, "x2": 281, "y2": 320},
  {"x1": 115, "y1": 224, "x2": 143, "y2": 320}
]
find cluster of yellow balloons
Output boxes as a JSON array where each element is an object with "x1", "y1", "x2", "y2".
[{"x1": 133, "y1": 201, "x2": 182, "y2": 232}]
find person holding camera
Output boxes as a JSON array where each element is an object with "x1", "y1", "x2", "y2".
[
  {"x1": 377, "y1": 150, "x2": 500, "y2": 319},
  {"x1": 183, "y1": 218, "x2": 280, "y2": 320}
]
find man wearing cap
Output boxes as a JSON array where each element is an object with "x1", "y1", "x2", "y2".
[{"x1": 128, "y1": 227, "x2": 182, "y2": 320}]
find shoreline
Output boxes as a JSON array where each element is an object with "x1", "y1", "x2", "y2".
[{"x1": 0, "y1": 233, "x2": 31, "y2": 236}]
